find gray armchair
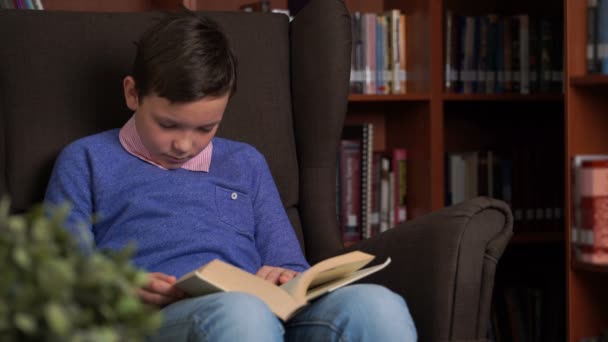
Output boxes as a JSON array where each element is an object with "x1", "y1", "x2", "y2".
[{"x1": 0, "y1": 0, "x2": 512, "y2": 341}]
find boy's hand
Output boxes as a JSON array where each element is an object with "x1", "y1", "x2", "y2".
[
  {"x1": 256, "y1": 266, "x2": 299, "y2": 285},
  {"x1": 137, "y1": 272, "x2": 187, "y2": 307}
]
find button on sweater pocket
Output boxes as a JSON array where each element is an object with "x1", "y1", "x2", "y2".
[{"x1": 215, "y1": 186, "x2": 255, "y2": 237}]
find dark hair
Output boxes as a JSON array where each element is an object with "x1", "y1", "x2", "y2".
[{"x1": 132, "y1": 12, "x2": 237, "y2": 103}]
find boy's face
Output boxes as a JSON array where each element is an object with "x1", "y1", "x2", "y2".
[{"x1": 123, "y1": 76, "x2": 229, "y2": 169}]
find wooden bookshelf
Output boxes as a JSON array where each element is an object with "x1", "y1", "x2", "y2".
[
  {"x1": 566, "y1": 0, "x2": 608, "y2": 341},
  {"x1": 347, "y1": 0, "x2": 567, "y2": 340},
  {"x1": 348, "y1": 94, "x2": 430, "y2": 102},
  {"x1": 570, "y1": 74, "x2": 608, "y2": 87},
  {"x1": 443, "y1": 93, "x2": 564, "y2": 102}
]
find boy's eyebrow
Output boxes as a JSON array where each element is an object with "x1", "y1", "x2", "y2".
[
  {"x1": 200, "y1": 120, "x2": 221, "y2": 128},
  {"x1": 153, "y1": 113, "x2": 221, "y2": 128}
]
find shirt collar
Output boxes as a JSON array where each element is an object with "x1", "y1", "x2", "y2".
[{"x1": 119, "y1": 115, "x2": 213, "y2": 172}]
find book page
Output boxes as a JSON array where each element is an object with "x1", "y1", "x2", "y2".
[
  {"x1": 280, "y1": 251, "x2": 375, "y2": 298},
  {"x1": 175, "y1": 260, "x2": 305, "y2": 321},
  {"x1": 304, "y1": 257, "x2": 391, "y2": 300}
]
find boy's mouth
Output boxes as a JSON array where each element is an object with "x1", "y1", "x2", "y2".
[{"x1": 164, "y1": 155, "x2": 190, "y2": 164}]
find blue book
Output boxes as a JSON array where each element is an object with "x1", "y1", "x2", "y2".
[{"x1": 599, "y1": 0, "x2": 608, "y2": 73}]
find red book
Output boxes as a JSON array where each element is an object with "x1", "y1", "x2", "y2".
[
  {"x1": 578, "y1": 159, "x2": 608, "y2": 265},
  {"x1": 339, "y1": 140, "x2": 362, "y2": 243}
]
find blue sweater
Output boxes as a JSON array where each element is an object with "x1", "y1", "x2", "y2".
[{"x1": 45, "y1": 129, "x2": 310, "y2": 278}]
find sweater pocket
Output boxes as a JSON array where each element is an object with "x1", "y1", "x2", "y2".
[{"x1": 215, "y1": 186, "x2": 255, "y2": 238}]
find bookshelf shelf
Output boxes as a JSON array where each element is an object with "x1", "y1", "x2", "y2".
[
  {"x1": 569, "y1": 74, "x2": 608, "y2": 87},
  {"x1": 572, "y1": 259, "x2": 608, "y2": 274},
  {"x1": 510, "y1": 231, "x2": 564, "y2": 244},
  {"x1": 348, "y1": 94, "x2": 431, "y2": 102},
  {"x1": 442, "y1": 93, "x2": 564, "y2": 102}
]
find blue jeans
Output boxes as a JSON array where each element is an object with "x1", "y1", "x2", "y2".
[{"x1": 149, "y1": 284, "x2": 417, "y2": 341}]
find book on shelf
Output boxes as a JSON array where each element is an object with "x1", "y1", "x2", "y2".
[
  {"x1": 445, "y1": 11, "x2": 457, "y2": 92},
  {"x1": 338, "y1": 139, "x2": 362, "y2": 243},
  {"x1": 370, "y1": 152, "x2": 382, "y2": 237},
  {"x1": 397, "y1": 11, "x2": 407, "y2": 93},
  {"x1": 376, "y1": 14, "x2": 389, "y2": 94},
  {"x1": 587, "y1": 0, "x2": 600, "y2": 73},
  {"x1": 337, "y1": 123, "x2": 410, "y2": 240},
  {"x1": 444, "y1": 12, "x2": 562, "y2": 94},
  {"x1": 0, "y1": 0, "x2": 42, "y2": 9},
  {"x1": 363, "y1": 12, "x2": 377, "y2": 94},
  {"x1": 379, "y1": 154, "x2": 391, "y2": 233},
  {"x1": 571, "y1": 155, "x2": 608, "y2": 265},
  {"x1": 587, "y1": 0, "x2": 608, "y2": 74},
  {"x1": 392, "y1": 148, "x2": 407, "y2": 225},
  {"x1": 445, "y1": 147, "x2": 566, "y2": 233},
  {"x1": 340, "y1": 124, "x2": 374, "y2": 240},
  {"x1": 349, "y1": 9, "x2": 407, "y2": 95},
  {"x1": 175, "y1": 251, "x2": 391, "y2": 321},
  {"x1": 350, "y1": 11, "x2": 365, "y2": 94}
]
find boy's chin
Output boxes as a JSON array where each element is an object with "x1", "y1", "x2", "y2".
[
  {"x1": 151, "y1": 158, "x2": 187, "y2": 170},
  {"x1": 162, "y1": 161, "x2": 186, "y2": 170},
  {"x1": 156, "y1": 155, "x2": 191, "y2": 169}
]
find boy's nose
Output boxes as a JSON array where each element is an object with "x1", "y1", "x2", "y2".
[{"x1": 172, "y1": 137, "x2": 192, "y2": 155}]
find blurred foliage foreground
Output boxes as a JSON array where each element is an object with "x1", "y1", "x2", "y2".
[{"x1": 0, "y1": 198, "x2": 162, "y2": 341}]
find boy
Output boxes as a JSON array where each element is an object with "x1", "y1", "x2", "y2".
[{"x1": 45, "y1": 12, "x2": 417, "y2": 341}]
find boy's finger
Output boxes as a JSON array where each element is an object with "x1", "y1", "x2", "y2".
[
  {"x1": 137, "y1": 288, "x2": 176, "y2": 307},
  {"x1": 149, "y1": 272, "x2": 177, "y2": 284},
  {"x1": 145, "y1": 277, "x2": 186, "y2": 298}
]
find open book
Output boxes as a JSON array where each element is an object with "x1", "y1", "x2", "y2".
[{"x1": 174, "y1": 251, "x2": 391, "y2": 321}]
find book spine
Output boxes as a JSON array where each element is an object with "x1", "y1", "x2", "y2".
[
  {"x1": 577, "y1": 160, "x2": 608, "y2": 264},
  {"x1": 588, "y1": 0, "x2": 599, "y2": 73},
  {"x1": 539, "y1": 17, "x2": 553, "y2": 92},
  {"x1": 445, "y1": 11, "x2": 454, "y2": 92},
  {"x1": 486, "y1": 14, "x2": 499, "y2": 94},
  {"x1": 510, "y1": 15, "x2": 521, "y2": 94},
  {"x1": 379, "y1": 156, "x2": 391, "y2": 232},
  {"x1": 599, "y1": 0, "x2": 608, "y2": 73},
  {"x1": 477, "y1": 16, "x2": 489, "y2": 94},
  {"x1": 339, "y1": 140, "x2": 362, "y2": 243},
  {"x1": 398, "y1": 13, "x2": 407, "y2": 93},
  {"x1": 370, "y1": 152, "x2": 382, "y2": 237},
  {"x1": 388, "y1": 10, "x2": 399, "y2": 94},
  {"x1": 363, "y1": 13, "x2": 377, "y2": 94},
  {"x1": 463, "y1": 16, "x2": 476, "y2": 94},
  {"x1": 528, "y1": 15, "x2": 539, "y2": 93},
  {"x1": 392, "y1": 148, "x2": 408, "y2": 225},
  {"x1": 350, "y1": 12, "x2": 364, "y2": 94},
  {"x1": 519, "y1": 14, "x2": 530, "y2": 94},
  {"x1": 503, "y1": 17, "x2": 513, "y2": 93}
]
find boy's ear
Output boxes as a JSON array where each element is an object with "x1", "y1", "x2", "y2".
[{"x1": 123, "y1": 76, "x2": 139, "y2": 111}]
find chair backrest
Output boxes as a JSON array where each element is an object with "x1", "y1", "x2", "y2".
[{"x1": 0, "y1": 0, "x2": 352, "y2": 262}]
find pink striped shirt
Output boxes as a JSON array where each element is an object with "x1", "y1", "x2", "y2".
[{"x1": 118, "y1": 115, "x2": 212, "y2": 172}]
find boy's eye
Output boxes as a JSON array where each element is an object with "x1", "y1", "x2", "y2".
[
  {"x1": 159, "y1": 122, "x2": 176, "y2": 129},
  {"x1": 198, "y1": 126, "x2": 214, "y2": 133}
]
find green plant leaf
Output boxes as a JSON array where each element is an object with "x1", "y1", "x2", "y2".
[
  {"x1": 12, "y1": 247, "x2": 31, "y2": 269},
  {"x1": 7, "y1": 216, "x2": 26, "y2": 235},
  {"x1": 45, "y1": 302, "x2": 71, "y2": 336},
  {"x1": 2, "y1": 200, "x2": 161, "y2": 339},
  {"x1": 14, "y1": 312, "x2": 37, "y2": 334},
  {"x1": 116, "y1": 295, "x2": 142, "y2": 316}
]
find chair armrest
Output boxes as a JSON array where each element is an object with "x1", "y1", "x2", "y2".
[{"x1": 347, "y1": 197, "x2": 513, "y2": 342}]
